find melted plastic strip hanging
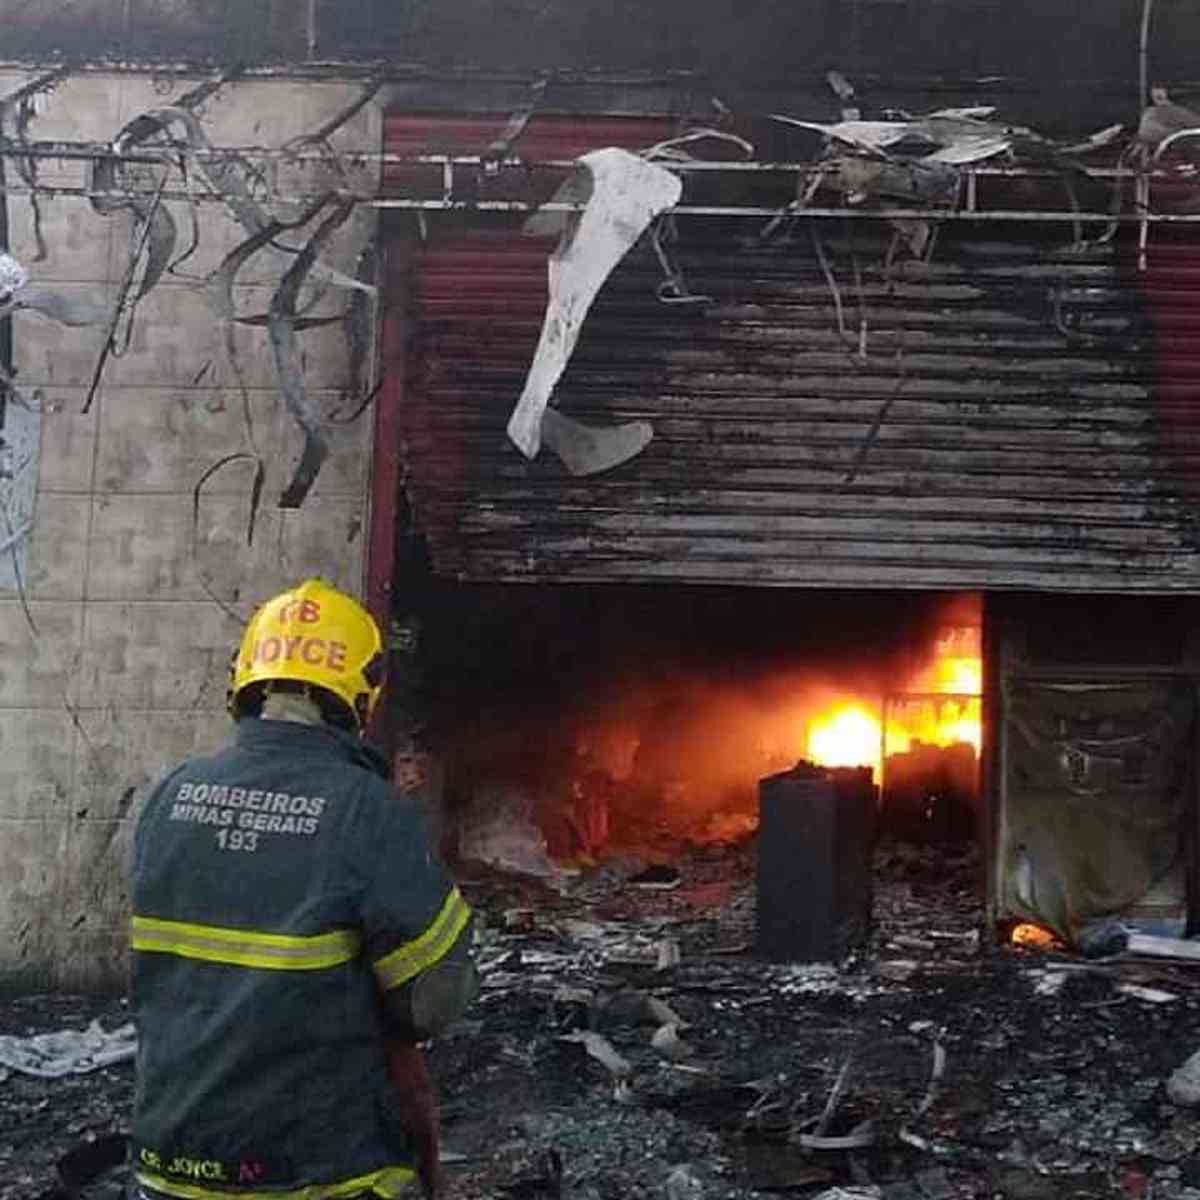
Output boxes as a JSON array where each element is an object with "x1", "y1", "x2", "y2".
[
  {"x1": 0, "y1": 71, "x2": 67, "y2": 429},
  {"x1": 104, "y1": 78, "x2": 378, "y2": 504},
  {"x1": 14, "y1": 95, "x2": 46, "y2": 262},
  {"x1": 329, "y1": 237, "x2": 379, "y2": 422},
  {"x1": 122, "y1": 91, "x2": 372, "y2": 283},
  {"x1": 112, "y1": 100, "x2": 376, "y2": 294},
  {"x1": 640, "y1": 127, "x2": 755, "y2": 163},
  {"x1": 206, "y1": 194, "x2": 335, "y2": 329},
  {"x1": 482, "y1": 75, "x2": 550, "y2": 165},
  {"x1": 192, "y1": 452, "x2": 266, "y2": 553},
  {"x1": 650, "y1": 216, "x2": 712, "y2": 305},
  {"x1": 271, "y1": 197, "x2": 357, "y2": 509},
  {"x1": 82, "y1": 174, "x2": 169, "y2": 415},
  {"x1": 280, "y1": 80, "x2": 383, "y2": 193},
  {"x1": 1, "y1": 70, "x2": 69, "y2": 266},
  {"x1": 206, "y1": 203, "x2": 328, "y2": 453}
]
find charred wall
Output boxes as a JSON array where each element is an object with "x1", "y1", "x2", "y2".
[
  {"x1": 5, "y1": 2, "x2": 1200, "y2": 135},
  {"x1": 2, "y1": 0, "x2": 306, "y2": 63}
]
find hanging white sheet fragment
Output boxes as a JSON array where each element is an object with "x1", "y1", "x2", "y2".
[{"x1": 507, "y1": 147, "x2": 682, "y2": 475}]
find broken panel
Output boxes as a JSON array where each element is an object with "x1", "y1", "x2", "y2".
[{"x1": 998, "y1": 675, "x2": 1195, "y2": 944}]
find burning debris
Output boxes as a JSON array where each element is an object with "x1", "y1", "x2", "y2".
[
  {"x1": 443, "y1": 597, "x2": 984, "y2": 875},
  {"x1": 12, "y1": 843, "x2": 1200, "y2": 1200}
]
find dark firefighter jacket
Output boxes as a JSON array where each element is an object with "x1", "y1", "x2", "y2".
[{"x1": 130, "y1": 718, "x2": 473, "y2": 1199}]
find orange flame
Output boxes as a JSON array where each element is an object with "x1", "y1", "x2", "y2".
[
  {"x1": 1011, "y1": 922, "x2": 1058, "y2": 948},
  {"x1": 806, "y1": 623, "x2": 982, "y2": 777},
  {"x1": 551, "y1": 606, "x2": 984, "y2": 855},
  {"x1": 807, "y1": 705, "x2": 882, "y2": 773}
]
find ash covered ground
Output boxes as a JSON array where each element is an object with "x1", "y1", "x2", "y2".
[{"x1": 5, "y1": 843, "x2": 1200, "y2": 1200}]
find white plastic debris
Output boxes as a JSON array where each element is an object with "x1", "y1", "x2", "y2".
[
  {"x1": 645, "y1": 996, "x2": 688, "y2": 1028},
  {"x1": 799, "y1": 1122, "x2": 877, "y2": 1151},
  {"x1": 1118, "y1": 983, "x2": 1178, "y2": 1005},
  {"x1": 656, "y1": 937, "x2": 682, "y2": 970},
  {"x1": 811, "y1": 1188, "x2": 883, "y2": 1200},
  {"x1": 0, "y1": 1019, "x2": 136, "y2": 1078},
  {"x1": 1027, "y1": 969, "x2": 1068, "y2": 997},
  {"x1": 1126, "y1": 933, "x2": 1200, "y2": 962},
  {"x1": 507, "y1": 147, "x2": 681, "y2": 474},
  {"x1": 559, "y1": 1031, "x2": 633, "y2": 1078},
  {"x1": 561, "y1": 918, "x2": 607, "y2": 940},
  {"x1": 651, "y1": 1023, "x2": 692, "y2": 1061},
  {"x1": 665, "y1": 1165, "x2": 705, "y2": 1200},
  {"x1": 458, "y1": 784, "x2": 560, "y2": 879},
  {"x1": 767, "y1": 110, "x2": 1012, "y2": 163},
  {"x1": 766, "y1": 116, "x2": 915, "y2": 151},
  {"x1": 877, "y1": 959, "x2": 919, "y2": 982},
  {"x1": 0, "y1": 250, "x2": 110, "y2": 327},
  {"x1": 1167, "y1": 1050, "x2": 1200, "y2": 1106},
  {"x1": 0, "y1": 252, "x2": 28, "y2": 300}
]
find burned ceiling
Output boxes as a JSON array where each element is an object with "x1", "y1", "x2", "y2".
[
  {"x1": 2, "y1": 0, "x2": 306, "y2": 63},
  {"x1": 3, "y1": 1, "x2": 1199, "y2": 131}
]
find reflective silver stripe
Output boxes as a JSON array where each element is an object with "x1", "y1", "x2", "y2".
[
  {"x1": 132, "y1": 915, "x2": 360, "y2": 971},
  {"x1": 373, "y1": 888, "x2": 471, "y2": 991},
  {"x1": 134, "y1": 1164, "x2": 417, "y2": 1199}
]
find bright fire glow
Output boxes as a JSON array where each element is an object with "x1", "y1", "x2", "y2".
[
  {"x1": 805, "y1": 622, "x2": 983, "y2": 778},
  {"x1": 1011, "y1": 922, "x2": 1058, "y2": 948},
  {"x1": 549, "y1": 605, "x2": 985, "y2": 856},
  {"x1": 807, "y1": 706, "x2": 881, "y2": 771},
  {"x1": 935, "y1": 657, "x2": 983, "y2": 695}
]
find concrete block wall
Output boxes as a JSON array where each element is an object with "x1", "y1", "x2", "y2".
[{"x1": 0, "y1": 69, "x2": 382, "y2": 990}]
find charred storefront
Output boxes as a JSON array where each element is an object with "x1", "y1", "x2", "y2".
[{"x1": 367, "y1": 98, "x2": 1200, "y2": 956}]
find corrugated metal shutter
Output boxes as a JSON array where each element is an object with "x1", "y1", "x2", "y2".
[{"x1": 383, "y1": 114, "x2": 1200, "y2": 592}]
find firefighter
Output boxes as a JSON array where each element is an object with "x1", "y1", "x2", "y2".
[{"x1": 129, "y1": 579, "x2": 477, "y2": 1200}]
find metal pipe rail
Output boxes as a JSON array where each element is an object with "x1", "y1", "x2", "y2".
[{"x1": 0, "y1": 138, "x2": 1198, "y2": 224}]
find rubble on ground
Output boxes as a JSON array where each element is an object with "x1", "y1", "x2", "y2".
[{"x1": 6, "y1": 842, "x2": 1200, "y2": 1200}]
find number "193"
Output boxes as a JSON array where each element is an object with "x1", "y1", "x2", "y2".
[{"x1": 216, "y1": 829, "x2": 259, "y2": 852}]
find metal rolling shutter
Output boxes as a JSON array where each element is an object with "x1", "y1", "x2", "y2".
[{"x1": 382, "y1": 114, "x2": 1200, "y2": 592}]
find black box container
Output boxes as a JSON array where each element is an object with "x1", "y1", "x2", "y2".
[{"x1": 756, "y1": 762, "x2": 876, "y2": 962}]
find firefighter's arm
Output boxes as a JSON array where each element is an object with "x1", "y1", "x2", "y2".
[
  {"x1": 360, "y1": 783, "x2": 479, "y2": 1041},
  {"x1": 379, "y1": 928, "x2": 478, "y2": 1042},
  {"x1": 384, "y1": 1040, "x2": 442, "y2": 1199}
]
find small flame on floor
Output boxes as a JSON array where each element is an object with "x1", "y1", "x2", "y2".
[{"x1": 1010, "y1": 922, "x2": 1058, "y2": 949}]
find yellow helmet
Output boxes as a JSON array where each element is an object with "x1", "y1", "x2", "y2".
[{"x1": 229, "y1": 579, "x2": 385, "y2": 731}]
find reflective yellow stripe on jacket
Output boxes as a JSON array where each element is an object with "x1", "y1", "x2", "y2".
[
  {"x1": 132, "y1": 915, "x2": 361, "y2": 971},
  {"x1": 373, "y1": 887, "x2": 471, "y2": 991},
  {"x1": 135, "y1": 1164, "x2": 416, "y2": 1200}
]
